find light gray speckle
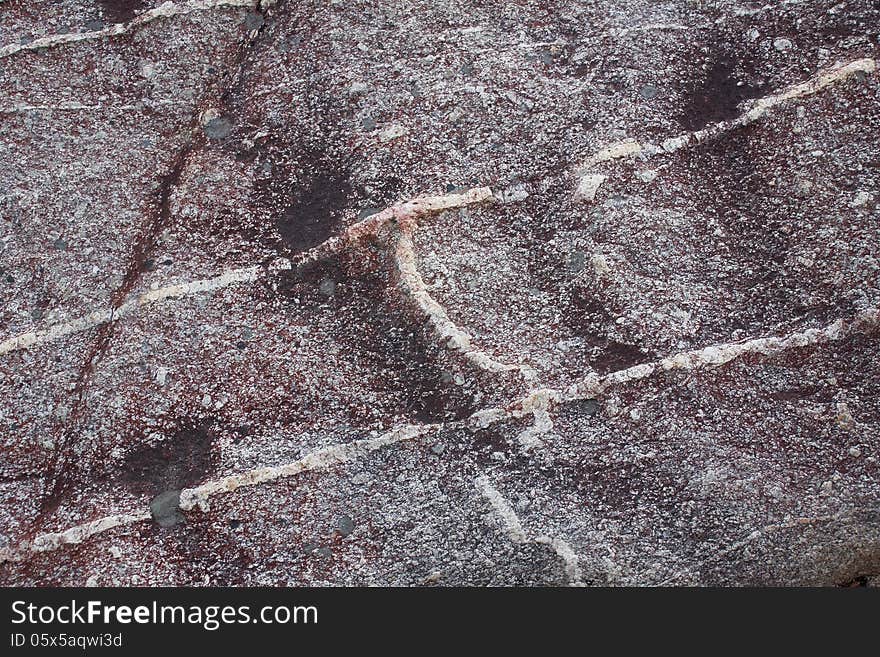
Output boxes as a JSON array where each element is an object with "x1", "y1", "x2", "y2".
[{"x1": 774, "y1": 37, "x2": 793, "y2": 51}]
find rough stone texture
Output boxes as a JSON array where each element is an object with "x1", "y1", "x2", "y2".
[{"x1": 0, "y1": 0, "x2": 879, "y2": 586}]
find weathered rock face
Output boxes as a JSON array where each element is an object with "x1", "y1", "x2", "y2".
[{"x1": 0, "y1": 0, "x2": 878, "y2": 586}]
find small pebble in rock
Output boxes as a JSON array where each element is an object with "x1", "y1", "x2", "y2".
[
  {"x1": 431, "y1": 443, "x2": 445, "y2": 455},
  {"x1": 573, "y1": 174, "x2": 606, "y2": 203},
  {"x1": 577, "y1": 398, "x2": 600, "y2": 416},
  {"x1": 154, "y1": 367, "x2": 169, "y2": 385},
  {"x1": 636, "y1": 169, "x2": 658, "y2": 184},
  {"x1": 566, "y1": 251, "x2": 587, "y2": 274},
  {"x1": 361, "y1": 116, "x2": 377, "y2": 131},
  {"x1": 53, "y1": 238, "x2": 68, "y2": 250},
  {"x1": 84, "y1": 20, "x2": 105, "y2": 32},
  {"x1": 228, "y1": 519, "x2": 242, "y2": 530},
  {"x1": 639, "y1": 84, "x2": 658, "y2": 100},
  {"x1": 150, "y1": 490, "x2": 183, "y2": 528},
  {"x1": 849, "y1": 446, "x2": 862, "y2": 458},
  {"x1": 851, "y1": 191, "x2": 875, "y2": 208},
  {"x1": 336, "y1": 515, "x2": 354, "y2": 537},
  {"x1": 378, "y1": 124, "x2": 408, "y2": 142},
  {"x1": 318, "y1": 278, "x2": 336, "y2": 297},
  {"x1": 773, "y1": 37, "x2": 793, "y2": 51},
  {"x1": 203, "y1": 116, "x2": 233, "y2": 140}
]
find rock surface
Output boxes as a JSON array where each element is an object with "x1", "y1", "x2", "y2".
[{"x1": 0, "y1": 0, "x2": 879, "y2": 586}]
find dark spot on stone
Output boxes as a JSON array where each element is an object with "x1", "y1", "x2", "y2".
[
  {"x1": 228, "y1": 519, "x2": 242, "y2": 530},
  {"x1": 4, "y1": 275, "x2": 13, "y2": 284},
  {"x1": 235, "y1": 340, "x2": 248, "y2": 350},
  {"x1": 336, "y1": 515, "x2": 354, "y2": 537},
  {"x1": 431, "y1": 443, "x2": 445, "y2": 455},
  {"x1": 144, "y1": 258, "x2": 156, "y2": 271},
  {"x1": 537, "y1": 50, "x2": 554, "y2": 65},
  {"x1": 161, "y1": 258, "x2": 173, "y2": 266},
  {"x1": 573, "y1": 398, "x2": 600, "y2": 416},
  {"x1": 244, "y1": 12, "x2": 265, "y2": 31},
  {"x1": 97, "y1": 0, "x2": 145, "y2": 23},
  {"x1": 150, "y1": 490, "x2": 183, "y2": 528},
  {"x1": 19, "y1": 35, "x2": 33, "y2": 46},
  {"x1": 564, "y1": 292, "x2": 655, "y2": 371},
  {"x1": 303, "y1": 542, "x2": 319, "y2": 554},
  {"x1": 460, "y1": 62, "x2": 475, "y2": 75},
  {"x1": 120, "y1": 418, "x2": 216, "y2": 494},
  {"x1": 361, "y1": 116, "x2": 377, "y2": 131},
  {"x1": 52, "y1": 238, "x2": 68, "y2": 251},
  {"x1": 275, "y1": 163, "x2": 352, "y2": 253},
  {"x1": 678, "y1": 51, "x2": 765, "y2": 131},
  {"x1": 203, "y1": 116, "x2": 233, "y2": 140},
  {"x1": 316, "y1": 547, "x2": 333, "y2": 558},
  {"x1": 639, "y1": 84, "x2": 659, "y2": 100},
  {"x1": 30, "y1": 309, "x2": 44, "y2": 321},
  {"x1": 588, "y1": 338, "x2": 653, "y2": 373},
  {"x1": 84, "y1": 20, "x2": 105, "y2": 32}
]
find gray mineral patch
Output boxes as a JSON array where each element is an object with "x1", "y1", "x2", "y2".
[
  {"x1": 336, "y1": 515, "x2": 354, "y2": 537},
  {"x1": 150, "y1": 490, "x2": 183, "y2": 528},
  {"x1": 639, "y1": 84, "x2": 659, "y2": 100},
  {"x1": 203, "y1": 116, "x2": 233, "y2": 140},
  {"x1": 244, "y1": 12, "x2": 264, "y2": 31}
]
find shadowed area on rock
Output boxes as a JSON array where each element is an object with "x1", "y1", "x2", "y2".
[
  {"x1": 97, "y1": 0, "x2": 146, "y2": 24},
  {"x1": 119, "y1": 419, "x2": 216, "y2": 495}
]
